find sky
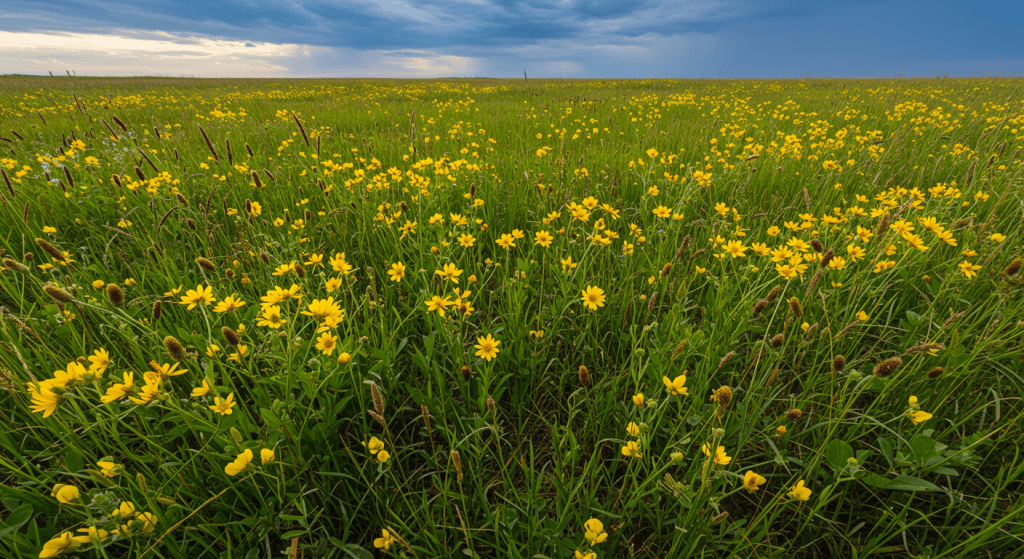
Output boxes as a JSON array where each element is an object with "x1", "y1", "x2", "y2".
[{"x1": 0, "y1": 0, "x2": 1021, "y2": 78}]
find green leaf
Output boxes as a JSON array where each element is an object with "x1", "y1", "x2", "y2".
[
  {"x1": 64, "y1": 449, "x2": 83, "y2": 473},
  {"x1": 825, "y1": 439, "x2": 855, "y2": 472},
  {"x1": 909, "y1": 434, "x2": 936, "y2": 466},
  {"x1": 0, "y1": 503, "x2": 33, "y2": 538},
  {"x1": 339, "y1": 543, "x2": 374, "y2": 559},
  {"x1": 281, "y1": 529, "x2": 307, "y2": 539},
  {"x1": 861, "y1": 473, "x2": 941, "y2": 491},
  {"x1": 878, "y1": 437, "x2": 895, "y2": 468}
]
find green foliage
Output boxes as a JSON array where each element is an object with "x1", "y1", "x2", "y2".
[{"x1": 0, "y1": 76, "x2": 1022, "y2": 558}]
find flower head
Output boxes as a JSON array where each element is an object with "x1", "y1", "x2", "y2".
[
  {"x1": 743, "y1": 470, "x2": 766, "y2": 491},
  {"x1": 663, "y1": 374, "x2": 688, "y2": 396},
  {"x1": 584, "y1": 518, "x2": 608, "y2": 545},
  {"x1": 224, "y1": 449, "x2": 253, "y2": 476},
  {"x1": 581, "y1": 285, "x2": 606, "y2": 311},
  {"x1": 474, "y1": 334, "x2": 501, "y2": 361},
  {"x1": 179, "y1": 284, "x2": 214, "y2": 310},
  {"x1": 789, "y1": 479, "x2": 812, "y2": 501}
]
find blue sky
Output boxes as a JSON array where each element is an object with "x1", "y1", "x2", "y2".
[{"x1": 1, "y1": 0, "x2": 1021, "y2": 77}]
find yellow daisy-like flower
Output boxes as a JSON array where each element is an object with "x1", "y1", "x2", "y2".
[
  {"x1": 179, "y1": 284, "x2": 214, "y2": 310},
  {"x1": 474, "y1": 334, "x2": 501, "y2": 361},
  {"x1": 212, "y1": 294, "x2": 246, "y2": 313},
  {"x1": 388, "y1": 262, "x2": 406, "y2": 282},
  {"x1": 315, "y1": 332, "x2": 339, "y2": 356},
  {"x1": 581, "y1": 285, "x2": 606, "y2": 311},
  {"x1": 425, "y1": 295, "x2": 453, "y2": 317},
  {"x1": 208, "y1": 393, "x2": 236, "y2": 415},
  {"x1": 257, "y1": 305, "x2": 286, "y2": 329}
]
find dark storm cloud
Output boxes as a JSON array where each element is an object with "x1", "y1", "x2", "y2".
[{"x1": 1, "y1": 0, "x2": 1021, "y2": 77}]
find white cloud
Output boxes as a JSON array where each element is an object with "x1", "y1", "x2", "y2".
[{"x1": 0, "y1": 29, "x2": 484, "y2": 77}]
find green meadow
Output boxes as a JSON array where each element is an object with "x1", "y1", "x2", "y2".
[{"x1": 0, "y1": 76, "x2": 1022, "y2": 558}]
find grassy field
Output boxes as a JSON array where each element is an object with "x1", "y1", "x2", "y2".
[{"x1": 0, "y1": 76, "x2": 1023, "y2": 559}]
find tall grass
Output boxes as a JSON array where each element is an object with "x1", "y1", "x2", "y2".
[{"x1": 0, "y1": 76, "x2": 1022, "y2": 559}]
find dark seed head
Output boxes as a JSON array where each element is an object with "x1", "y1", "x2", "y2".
[
  {"x1": 221, "y1": 326, "x2": 241, "y2": 346},
  {"x1": 752, "y1": 300, "x2": 767, "y2": 315},
  {"x1": 196, "y1": 257, "x2": 216, "y2": 272},
  {"x1": 873, "y1": 357, "x2": 902, "y2": 377},
  {"x1": 164, "y1": 335, "x2": 186, "y2": 361},
  {"x1": 832, "y1": 355, "x2": 846, "y2": 372},
  {"x1": 43, "y1": 282, "x2": 73, "y2": 303},
  {"x1": 106, "y1": 283, "x2": 124, "y2": 307},
  {"x1": 788, "y1": 297, "x2": 803, "y2": 317},
  {"x1": 1003, "y1": 257, "x2": 1022, "y2": 277},
  {"x1": 578, "y1": 365, "x2": 591, "y2": 387},
  {"x1": 35, "y1": 238, "x2": 65, "y2": 261},
  {"x1": 785, "y1": 408, "x2": 803, "y2": 420},
  {"x1": 926, "y1": 367, "x2": 944, "y2": 379}
]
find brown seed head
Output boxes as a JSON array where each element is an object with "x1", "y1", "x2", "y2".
[
  {"x1": 152, "y1": 300, "x2": 162, "y2": 321},
  {"x1": 106, "y1": 283, "x2": 124, "y2": 307},
  {"x1": 2, "y1": 258, "x2": 28, "y2": 273},
  {"x1": 713, "y1": 385, "x2": 732, "y2": 409},
  {"x1": 717, "y1": 350, "x2": 736, "y2": 370},
  {"x1": 43, "y1": 282, "x2": 73, "y2": 303},
  {"x1": 578, "y1": 365, "x2": 591, "y2": 387},
  {"x1": 421, "y1": 404, "x2": 431, "y2": 432},
  {"x1": 659, "y1": 262, "x2": 672, "y2": 279},
  {"x1": 367, "y1": 410, "x2": 386, "y2": 427},
  {"x1": 832, "y1": 355, "x2": 846, "y2": 372},
  {"x1": 671, "y1": 339, "x2": 688, "y2": 360},
  {"x1": 221, "y1": 326, "x2": 241, "y2": 346},
  {"x1": 260, "y1": 252, "x2": 270, "y2": 264},
  {"x1": 810, "y1": 239, "x2": 824, "y2": 253},
  {"x1": 788, "y1": 297, "x2": 803, "y2": 317},
  {"x1": 486, "y1": 395, "x2": 497, "y2": 417},
  {"x1": 294, "y1": 263, "x2": 306, "y2": 278},
  {"x1": 175, "y1": 192, "x2": 189, "y2": 206},
  {"x1": 1003, "y1": 257, "x2": 1022, "y2": 277},
  {"x1": 785, "y1": 408, "x2": 803, "y2": 420},
  {"x1": 460, "y1": 366, "x2": 474, "y2": 379},
  {"x1": 164, "y1": 336, "x2": 186, "y2": 361},
  {"x1": 451, "y1": 450, "x2": 463, "y2": 484},
  {"x1": 873, "y1": 356, "x2": 902, "y2": 377},
  {"x1": 770, "y1": 333, "x2": 785, "y2": 348},
  {"x1": 819, "y1": 247, "x2": 834, "y2": 268},
  {"x1": 196, "y1": 257, "x2": 216, "y2": 272},
  {"x1": 35, "y1": 238, "x2": 65, "y2": 261},
  {"x1": 370, "y1": 381, "x2": 384, "y2": 416},
  {"x1": 926, "y1": 367, "x2": 944, "y2": 379},
  {"x1": 752, "y1": 299, "x2": 768, "y2": 315},
  {"x1": 766, "y1": 285, "x2": 782, "y2": 302},
  {"x1": 225, "y1": 269, "x2": 235, "y2": 279}
]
